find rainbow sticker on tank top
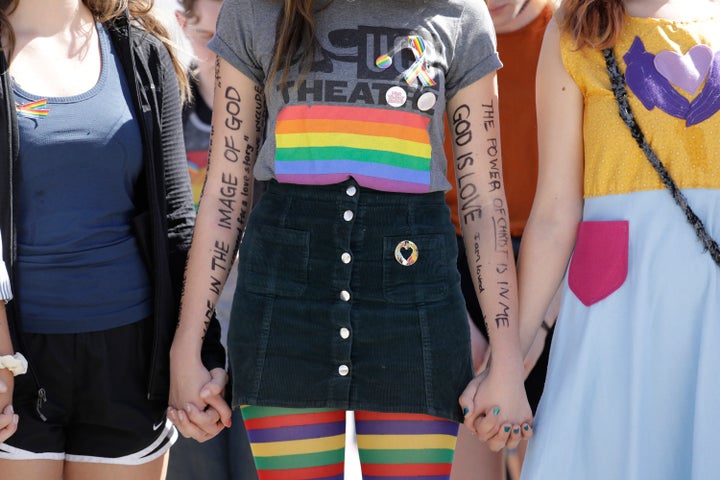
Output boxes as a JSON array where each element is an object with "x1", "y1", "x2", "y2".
[
  {"x1": 16, "y1": 99, "x2": 49, "y2": 118},
  {"x1": 274, "y1": 104, "x2": 432, "y2": 193}
]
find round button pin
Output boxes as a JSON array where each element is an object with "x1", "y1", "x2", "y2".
[
  {"x1": 417, "y1": 92, "x2": 436, "y2": 111},
  {"x1": 394, "y1": 240, "x2": 419, "y2": 266},
  {"x1": 386, "y1": 86, "x2": 407, "y2": 108}
]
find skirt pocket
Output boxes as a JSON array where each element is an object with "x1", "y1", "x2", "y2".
[
  {"x1": 568, "y1": 220, "x2": 629, "y2": 306},
  {"x1": 383, "y1": 233, "x2": 450, "y2": 304},
  {"x1": 240, "y1": 224, "x2": 310, "y2": 297}
]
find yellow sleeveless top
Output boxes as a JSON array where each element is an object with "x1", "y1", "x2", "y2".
[{"x1": 560, "y1": 15, "x2": 720, "y2": 198}]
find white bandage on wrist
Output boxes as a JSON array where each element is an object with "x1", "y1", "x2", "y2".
[{"x1": 0, "y1": 353, "x2": 28, "y2": 376}]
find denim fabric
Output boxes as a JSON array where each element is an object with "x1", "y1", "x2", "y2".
[{"x1": 228, "y1": 180, "x2": 473, "y2": 422}]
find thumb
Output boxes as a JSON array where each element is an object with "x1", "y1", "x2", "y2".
[
  {"x1": 201, "y1": 368, "x2": 232, "y2": 427},
  {"x1": 200, "y1": 368, "x2": 228, "y2": 398}
]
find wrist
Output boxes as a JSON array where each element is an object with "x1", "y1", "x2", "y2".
[
  {"x1": 0, "y1": 353, "x2": 27, "y2": 376},
  {"x1": 488, "y1": 352, "x2": 525, "y2": 377},
  {"x1": 170, "y1": 333, "x2": 203, "y2": 363}
]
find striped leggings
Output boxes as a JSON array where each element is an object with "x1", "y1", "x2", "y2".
[{"x1": 241, "y1": 406, "x2": 459, "y2": 479}]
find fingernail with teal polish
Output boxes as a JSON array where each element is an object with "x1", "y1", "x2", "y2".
[
  {"x1": 492, "y1": 407, "x2": 501, "y2": 415},
  {"x1": 504, "y1": 425, "x2": 511, "y2": 433},
  {"x1": 463, "y1": 407, "x2": 469, "y2": 416},
  {"x1": 513, "y1": 427, "x2": 520, "y2": 434},
  {"x1": 524, "y1": 424, "x2": 530, "y2": 431}
]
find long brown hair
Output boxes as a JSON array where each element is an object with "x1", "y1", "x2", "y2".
[
  {"x1": 558, "y1": 0, "x2": 626, "y2": 49},
  {"x1": 268, "y1": 0, "x2": 319, "y2": 88},
  {"x1": 0, "y1": 0, "x2": 189, "y2": 98}
]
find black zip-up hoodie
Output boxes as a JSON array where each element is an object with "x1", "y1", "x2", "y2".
[{"x1": 0, "y1": 12, "x2": 225, "y2": 410}]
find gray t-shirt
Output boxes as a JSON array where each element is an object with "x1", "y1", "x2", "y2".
[{"x1": 210, "y1": 0, "x2": 501, "y2": 193}]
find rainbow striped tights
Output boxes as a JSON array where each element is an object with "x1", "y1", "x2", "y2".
[{"x1": 241, "y1": 406, "x2": 459, "y2": 479}]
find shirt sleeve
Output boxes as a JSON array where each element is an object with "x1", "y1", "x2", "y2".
[
  {"x1": 0, "y1": 231, "x2": 12, "y2": 302},
  {"x1": 208, "y1": 0, "x2": 266, "y2": 85},
  {"x1": 444, "y1": 1, "x2": 503, "y2": 100}
]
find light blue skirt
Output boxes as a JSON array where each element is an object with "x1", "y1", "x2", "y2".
[{"x1": 521, "y1": 189, "x2": 720, "y2": 480}]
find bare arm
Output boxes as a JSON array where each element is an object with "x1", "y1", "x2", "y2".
[
  {"x1": 451, "y1": 72, "x2": 531, "y2": 450},
  {"x1": 169, "y1": 57, "x2": 264, "y2": 435},
  {"x1": 517, "y1": 20, "x2": 584, "y2": 356},
  {"x1": 0, "y1": 302, "x2": 18, "y2": 442}
]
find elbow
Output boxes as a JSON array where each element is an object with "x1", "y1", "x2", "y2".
[{"x1": 525, "y1": 199, "x2": 583, "y2": 251}]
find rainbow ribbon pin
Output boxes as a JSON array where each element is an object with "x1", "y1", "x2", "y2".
[
  {"x1": 16, "y1": 99, "x2": 49, "y2": 118},
  {"x1": 375, "y1": 35, "x2": 437, "y2": 87}
]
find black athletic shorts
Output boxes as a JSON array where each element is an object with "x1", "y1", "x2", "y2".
[{"x1": 0, "y1": 318, "x2": 176, "y2": 464}]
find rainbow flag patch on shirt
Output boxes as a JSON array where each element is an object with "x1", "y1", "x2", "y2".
[{"x1": 275, "y1": 104, "x2": 432, "y2": 193}]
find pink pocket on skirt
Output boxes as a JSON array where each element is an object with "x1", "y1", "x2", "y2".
[{"x1": 568, "y1": 220, "x2": 629, "y2": 306}]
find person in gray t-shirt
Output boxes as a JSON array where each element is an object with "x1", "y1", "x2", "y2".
[{"x1": 168, "y1": 1, "x2": 533, "y2": 477}]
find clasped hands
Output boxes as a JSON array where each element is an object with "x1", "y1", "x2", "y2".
[
  {"x1": 458, "y1": 366, "x2": 534, "y2": 452},
  {"x1": 458, "y1": 321, "x2": 534, "y2": 452},
  {"x1": 0, "y1": 372, "x2": 18, "y2": 443},
  {"x1": 167, "y1": 366, "x2": 232, "y2": 443}
]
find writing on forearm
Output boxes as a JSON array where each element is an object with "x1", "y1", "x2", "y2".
[
  {"x1": 473, "y1": 232, "x2": 485, "y2": 294},
  {"x1": 492, "y1": 198, "x2": 510, "y2": 255},
  {"x1": 254, "y1": 85, "x2": 265, "y2": 139},
  {"x1": 200, "y1": 84, "x2": 255, "y2": 338},
  {"x1": 452, "y1": 104, "x2": 482, "y2": 225},
  {"x1": 218, "y1": 172, "x2": 238, "y2": 230},
  {"x1": 487, "y1": 141, "x2": 501, "y2": 193},
  {"x1": 484, "y1": 99, "x2": 513, "y2": 329},
  {"x1": 452, "y1": 103, "x2": 486, "y2": 297},
  {"x1": 202, "y1": 298, "x2": 214, "y2": 339},
  {"x1": 210, "y1": 239, "x2": 231, "y2": 276},
  {"x1": 495, "y1": 280, "x2": 510, "y2": 328},
  {"x1": 203, "y1": 239, "x2": 232, "y2": 338},
  {"x1": 481, "y1": 101, "x2": 495, "y2": 131}
]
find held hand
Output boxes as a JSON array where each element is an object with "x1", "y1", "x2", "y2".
[
  {"x1": 458, "y1": 364, "x2": 533, "y2": 451},
  {"x1": 200, "y1": 368, "x2": 232, "y2": 427},
  {"x1": 0, "y1": 370, "x2": 17, "y2": 443},
  {"x1": 168, "y1": 367, "x2": 231, "y2": 442},
  {"x1": 168, "y1": 347, "x2": 213, "y2": 437},
  {"x1": 0, "y1": 404, "x2": 18, "y2": 443}
]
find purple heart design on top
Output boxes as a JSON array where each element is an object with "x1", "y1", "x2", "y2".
[{"x1": 654, "y1": 44, "x2": 713, "y2": 94}]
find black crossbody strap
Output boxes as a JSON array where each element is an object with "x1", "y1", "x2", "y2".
[{"x1": 602, "y1": 47, "x2": 720, "y2": 268}]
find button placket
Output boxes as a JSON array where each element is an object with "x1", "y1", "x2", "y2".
[{"x1": 333, "y1": 183, "x2": 358, "y2": 382}]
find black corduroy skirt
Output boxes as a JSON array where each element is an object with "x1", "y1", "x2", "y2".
[{"x1": 228, "y1": 179, "x2": 473, "y2": 422}]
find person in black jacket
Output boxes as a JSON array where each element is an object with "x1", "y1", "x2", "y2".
[
  {"x1": 0, "y1": 1, "x2": 226, "y2": 479},
  {"x1": 0, "y1": 230, "x2": 21, "y2": 444}
]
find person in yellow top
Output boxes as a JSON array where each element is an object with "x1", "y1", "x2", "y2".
[{"x1": 518, "y1": 0, "x2": 720, "y2": 478}]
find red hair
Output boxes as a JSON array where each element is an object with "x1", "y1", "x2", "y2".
[{"x1": 558, "y1": 0, "x2": 626, "y2": 49}]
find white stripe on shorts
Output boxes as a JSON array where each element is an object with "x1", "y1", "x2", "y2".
[{"x1": 0, "y1": 419, "x2": 177, "y2": 465}]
